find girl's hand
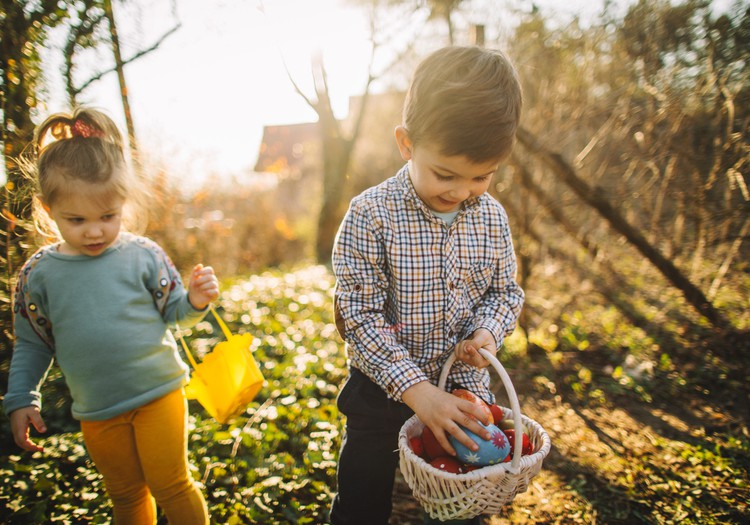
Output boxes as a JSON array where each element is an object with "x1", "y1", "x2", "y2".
[
  {"x1": 455, "y1": 328, "x2": 497, "y2": 368},
  {"x1": 10, "y1": 406, "x2": 47, "y2": 453},
  {"x1": 188, "y1": 264, "x2": 220, "y2": 310},
  {"x1": 401, "y1": 381, "x2": 492, "y2": 456}
]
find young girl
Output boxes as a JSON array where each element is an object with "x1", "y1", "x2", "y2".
[{"x1": 4, "y1": 107, "x2": 217, "y2": 524}]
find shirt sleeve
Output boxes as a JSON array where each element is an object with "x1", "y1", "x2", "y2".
[
  {"x1": 3, "y1": 264, "x2": 56, "y2": 415},
  {"x1": 333, "y1": 200, "x2": 429, "y2": 401},
  {"x1": 469, "y1": 204, "x2": 525, "y2": 347},
  {"x1": 143, "y1": 238, "x2": 207, "y2": 328}
]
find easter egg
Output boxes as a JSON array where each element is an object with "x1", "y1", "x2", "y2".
[
  {"x1": 429, "y1": 456, "x2": 463, "y2": 474},
  {"x1": 409, "y1": 436, "x2": 425, "y2": 458},
  {"x1": 504, "y1": 428, "x2": 533, "y2": 456},
  {"x1": 421, "y1": 426, "x2": 450, "y2": 460},
  {"x1": 498, "y1": 417, "x2": 528, "y2": 435},
  {"x1": 452, "y1": 389, "x2": 493, "y2": 425},
  {"x1": 448, "y1": 422, "x2": 511, "y2": 467},
  {"x1": 488, "y1": 404, "x2": 505, "y2": 425}
]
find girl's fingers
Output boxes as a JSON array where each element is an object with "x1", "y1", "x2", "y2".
[{"x1": 30, "y1": 412, "x2": 47, "y2": 433}]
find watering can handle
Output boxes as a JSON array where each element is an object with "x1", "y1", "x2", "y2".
[
  {"x1": 177, "y1": 306, "x2": 231, "y2": 370},
  {"x1": 209, "y1": 306, "x2": 233, "y2": 340}
]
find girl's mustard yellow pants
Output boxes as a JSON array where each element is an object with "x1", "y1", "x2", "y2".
[{"x1": 81, "y1": 388, "x2": 209, "y2": 524}]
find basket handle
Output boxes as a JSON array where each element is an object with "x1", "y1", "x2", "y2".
[
  {"x1": 438, "y1": 348, "x2": 524, "y2": 473},
  {"x1": 177, "y1": 306, "x2": 229, "y2": 371}
]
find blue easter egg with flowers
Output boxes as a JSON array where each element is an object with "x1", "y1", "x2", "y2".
[{"x1": 448, "y1": 421, "x2": 511, "y2": 467}]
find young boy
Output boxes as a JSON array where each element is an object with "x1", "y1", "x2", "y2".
[{"x1": 329, "y1": 46, "x2": 525, "y2": 524}]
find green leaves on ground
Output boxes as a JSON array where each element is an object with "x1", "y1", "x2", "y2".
[
  {"x1": 1, "y1": 266, "x2": 345, "y2": 524},
  {"x1": 1, "y1": 265, "x2": 747, "y2": 524}
]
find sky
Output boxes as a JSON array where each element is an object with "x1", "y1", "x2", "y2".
[
  {"x1": 20, "y1": 0, "x2": 735, "y2": 187},
  {"x1": 36, "y1": 0, "x2": 374, "y2": 185},
  {"x1": 30, "y1": 0, "x2": 615, "y2": 183}
]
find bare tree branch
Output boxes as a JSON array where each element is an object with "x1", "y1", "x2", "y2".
[
  {"x1": 63, "y1": 5, "x2": 105, "y2": 105},
  {"x1": 517, "y1": 125, "x2": 731, "y2": 330},
  {"x1": 708, "y1": 216, "x2": 750, "y2": 300},
  {"x1": 73, "y1": 23, "x2": 182, "y2": 96}
]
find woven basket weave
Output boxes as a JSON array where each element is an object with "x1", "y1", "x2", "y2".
[{"x1": 398, "y1": 349, "x2": 551, "y2": 520}]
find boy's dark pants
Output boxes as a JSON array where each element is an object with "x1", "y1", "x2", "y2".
[{"x1": 329, "y1": 367, "x2": 414, "y2": 525}]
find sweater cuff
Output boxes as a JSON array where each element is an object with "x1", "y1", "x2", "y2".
[
  {"x1": 3, "y1": 392, "x2": 41, "y2": 416},
  {"x1": 179, "y1": 299, "x2": 211, "y2": 328}
]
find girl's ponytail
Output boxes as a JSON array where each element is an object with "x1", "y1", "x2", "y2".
[{"x1": 35, "y1": 108, "x2": 123, "y2": 154}]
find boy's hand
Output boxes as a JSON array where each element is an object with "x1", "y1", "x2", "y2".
[
  {"x1": 455, "y1": 328, "x2": 497, "y2": 368},
  {"x1": 188, "y1": 264, "x2": 220, "y2": 310},
  {"x1": 10, "y1": 406, "x2": 46, "y2": 453},
  {"x1": 402, "y1": 381, "x2": 492, "y2": 456}
]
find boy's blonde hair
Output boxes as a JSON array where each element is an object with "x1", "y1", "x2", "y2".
[
  {"x1": 402, "y1": 46, "x2": 523, "y2": 163},
  {"x1": 21, "y1": 107, "x2": 147, "y2": 240}
]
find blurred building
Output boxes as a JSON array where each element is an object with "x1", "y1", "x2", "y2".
[
  {"x1": 254, "y1": 122, "x2": 320, "y2": 179},
  {"x1": 254, "y1": 91, "x2": 405, "y2": 198}
]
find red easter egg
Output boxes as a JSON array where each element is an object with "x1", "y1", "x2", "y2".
[
  {"x1": 421, "y1": 426, "x2": 450, "y2": 460},
  {"x1": 429, "y1": 456, "x2": 463, "y2": 474},
  {"x1": 409, "y1": 436, "x2": 425, "y2": 458},
  {"x1": 489, "y1": 404, "x2": 505, "y2": 425},
  {"x1": 504, "y1": 428, "x2": 533, "y2": 456}
]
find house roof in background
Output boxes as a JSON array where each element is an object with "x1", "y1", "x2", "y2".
[{"x1": 254, "y1": 121, "x2": 319, "y2": 173}]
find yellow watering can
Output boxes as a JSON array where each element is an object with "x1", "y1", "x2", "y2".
[{"x1": 179, "y1": 307, "x2": 264, "y2": 424}]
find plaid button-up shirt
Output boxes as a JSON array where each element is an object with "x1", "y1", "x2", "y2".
[{"x1": 333, "y1": 165, "x2": 525, "y2": 404}]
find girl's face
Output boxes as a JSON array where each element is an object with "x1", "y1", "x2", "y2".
[
  {"x1": 395, "y1": 126, "x2": 499, "y2": 213},
  {"x1": 46, "y1": 189, "x2": 124, "y2": 257}
]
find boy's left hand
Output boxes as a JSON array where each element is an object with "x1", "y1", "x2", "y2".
[
  {"x1": 455, "y1": 328, "x2": 497, "y2": 368},
  {"x1": 188, "y1": 264, "x2": 219, "y2": 310}
]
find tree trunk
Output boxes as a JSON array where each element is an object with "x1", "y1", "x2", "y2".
[
  {"x1": 103, "y1": 0, "x2": 138, "y2": 158},
  {"x1": 308, "y1": 59, "x2": 371, "y2": 264},
  {"x1": 515, "y1": 126, "x2": 730, "y2": 330},
  {"x1": 316, "y1": 130, "x2": 351, "y2": 263}
]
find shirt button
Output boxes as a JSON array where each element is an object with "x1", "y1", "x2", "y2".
[
  {"x1": 448, "y1": 330, "x2": 455, "y2": 338},
  {"x1": 353, "y1": 284, "x2": 362, "y2": 291}
]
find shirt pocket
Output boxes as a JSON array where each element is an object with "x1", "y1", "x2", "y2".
[{"x1": 460, "y1": 262, "x2": 494, "y2": 307}]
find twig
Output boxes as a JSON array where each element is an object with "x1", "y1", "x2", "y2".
[
  {"x1": 231, "y1": 396, "x2": 276, "y2": 459},
  {"x1": 74, "y1": 23, "x2": 182, "y2": 95},
  {"x1": 708, "y1": 216, "x2": 750, "y2": 300},
  {"x1": 228, "y1": 396, "x2": 277, "y2": 486}
]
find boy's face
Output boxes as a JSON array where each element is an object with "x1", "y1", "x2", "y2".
[{"x1": 395, "y1": 126, "x2": 500, "y2": 213}]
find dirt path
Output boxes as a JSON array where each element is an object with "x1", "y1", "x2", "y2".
[
  {"x1": 389, "y1": 396, "x2": 611, "y2": 525},
  {"x1": 389, "y1": 354, "x2": 749, "y2": 525}
]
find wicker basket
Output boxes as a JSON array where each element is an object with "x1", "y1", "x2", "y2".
[{"x1": 398, "y1": 349, "x2": 551, "y2": 520}]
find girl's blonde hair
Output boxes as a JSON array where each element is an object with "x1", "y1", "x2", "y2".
[{"x1": 21, "y1": 107, "x2": 148, "y2": 241}]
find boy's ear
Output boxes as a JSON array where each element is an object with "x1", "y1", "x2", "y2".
[{"x1": 394, "y1": 126, "x2": 413, "y2": 161}]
